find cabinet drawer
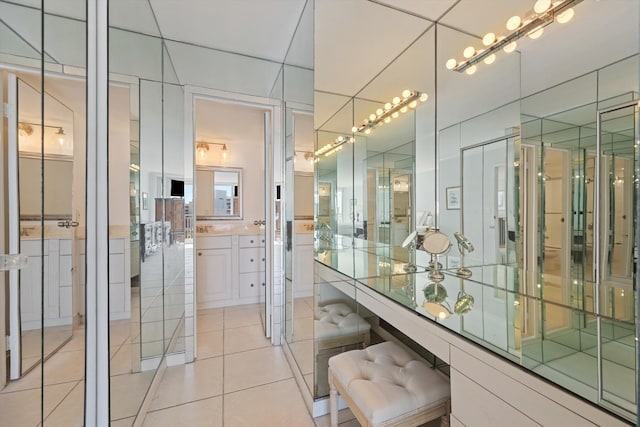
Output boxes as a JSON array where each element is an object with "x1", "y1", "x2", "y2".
[
  {"x1": 238, "y1": 272, "x2": 265, "y2": 298},
  {"x1": 239, "y1": 234, "x2": 265, "y2": 248},
  {"x1": 238, "y1": 247, "x2": 265, "y2": 273},
  {"x1": 196, "y1": 236, "x2": 232, "y2": 250}
]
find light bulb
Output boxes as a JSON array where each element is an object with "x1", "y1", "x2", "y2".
[
  {"x1": 376, "y1": 108, "x2": 383, "y2": 116},
  {"x1": 198, "y1": 148, "x2": 206, "y2": 158},
  {"x1": 392, "y1": 97, "x2": 401, "y2": 105},
  {"x1": 402, "y1": 89, "x2": 411, "y2": 98},
  {"x1": 484, "y1": 54, "x2": 496, "y2": 65},
  {"x1": 465, "y1": 65, "x2": 477, "y2": 75},
  {"x1": 503, "y1": 41, "x2": 517, "y2": 53},
  {"x1": 400, "y1": 106, "x2": 408, "y2": 113},
  {"x1": 446, "y1": 58, "x2": 457, "y2": 70},
  {"x1": 384, "y1": 102, "x2": 392, "y2": 110},
  {"x1": 534, "y1": 0, "x2": 551, "y2": 14},
  {"x1": 364, "y1": 128, "x2": 371, "y2": 135},
  {"x1": 222, "y1": 145, "x2": 227, "y2": 159},
  {"x1": 391, "y1": 111, "x2": 399, "y2": 118},
  {"x1": 54, "y1": 127, "x2": 66, "y2": 146},
  {"x1": 409, "y1": 100, "x2": 418, "y2": 108},
  {"x1": 482, "y1": 32, "x2": 496, "y2": 46},
  {"x1": 556, "y1": 7, "x2": 574, "y2": 23},
  {"x1": 337, "y1": 136, "x2": 344, "y2": 142},
  {"x1": 528, "y1": 26, "x2": 544, "y2": 39},
  {"x1": 438, "y1": 311, "x2": 447, "y2": 320},
  {"x1": 463, "y1": 46, "x2": 475, "y2": 58},
  {"x1": 351, "y1": 126, "x2": 358, "y2": 133},
  {"x1": 506, "y1": 15, "x2": 522, "y2": 31},
  {"x1": 419, "y1": 93, "x2": 428, "y2": 102},
  {"x1": 384, "y1": 116, "x2": 391, "y2": 123},
  {"x1": 369, "y1": 113, "x2": 376, "y2": 121}
]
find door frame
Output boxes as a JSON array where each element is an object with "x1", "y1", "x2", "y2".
[{"x1": 184, "y1": 85, "x2": 282, "y2": 358}]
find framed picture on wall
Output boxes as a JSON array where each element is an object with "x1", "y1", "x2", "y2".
[
  {"x1": 446, "y1": 186, "x2": 460, "y2": 210},
  {"x1": 142, "y1": 192, "x2": 148, "y2": 210}
]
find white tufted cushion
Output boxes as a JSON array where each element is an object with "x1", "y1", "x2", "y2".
[
  {"x1": 329, "y1": 341, "x2": 450, "y2": 426},
  {"x1": 314, "y1": 303, "x2": 371, "y2": 341}
]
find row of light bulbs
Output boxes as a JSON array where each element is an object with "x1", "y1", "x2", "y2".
[
  {"x1": 447, "y1": 0, "x2": 578, "y2": 75},
  {"x1": 314, "y1": 135, "x2": 354, "y2": 158},
  {"x1": 353, "y1": 90, "x2": 428, "y2": 135},
  {"x1": 315, "y1": 90, "x2": 428, "y2": 159}
]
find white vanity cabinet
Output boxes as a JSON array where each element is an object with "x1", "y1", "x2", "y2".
[
  {"x1": 237, "y1": 235, "x2": 266, "y2": 300},
  {"x1": 20, "y1": 238, "x2": 73, "y2": 330},
  {"x1": 196, "y1": 236, "x2": 233, "y2": 308},
  {"x1": 195, "y1": 233, "x2": 266, "y2": 308}
]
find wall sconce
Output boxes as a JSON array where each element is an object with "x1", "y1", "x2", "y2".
[
  {"x1": 315, "y1": 135, "x2": 353, "y2": 158},
  {"x1": 196, "y1": 141, "x2": 228, "y2": 160},
  {"x1": 447, "y1": 0, "x2": 582, "y2": 75},
  {"x1": 353, "y1": 90, "x2": 428, "y2": 135},
  {"x1": 18, "y1": 121, "x2": 68, "y2": 147}
]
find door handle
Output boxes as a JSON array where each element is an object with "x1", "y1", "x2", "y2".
[{"x1": 57, "y1": 220, "x2": 79, "y2": 228}]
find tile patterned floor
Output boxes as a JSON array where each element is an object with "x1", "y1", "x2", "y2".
[
  {"x1": 144, "y1": 303, "x2": 360, "y2": 426},
  {"x1": 0, "y1": 302, "x2": 362, "y2": 426}
]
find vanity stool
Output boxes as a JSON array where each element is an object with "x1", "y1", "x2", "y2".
[
  {"x1": 314, "y1": 303, "x2": 371, "y2": 396},
  {"x1": 328, "y1": 341, "x2": 450, "y2": 427}
]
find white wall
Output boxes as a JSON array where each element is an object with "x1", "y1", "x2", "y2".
[{"x1": 195, "y1": 99, "x2": 266, "y2": 224}]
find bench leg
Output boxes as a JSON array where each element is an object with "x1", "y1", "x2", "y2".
[{"x1": 329, "y1": 370, "x2": 338, "y2": 427}]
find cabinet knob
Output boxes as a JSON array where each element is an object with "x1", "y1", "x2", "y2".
[
  {"x1": 250, "y1": 283, "x2": 254, "y2": 287},
  {"x1": 261, "y1": 239, "x2": 265, "y2": 243},
  {"x1": 198, "y1": 252, "x2": 202, "y2": 256},
  {"x1": 261, "y1": 258, "x2": 265, "y2": 262},
  {"x1": 250, "y1": 258, "x2": 254, "y2": 262},
  {"x1": 250, "y1": 239, "x2": 254, "y2": 243},
  {"x1": 262, "y1": 283, "x2": 265, "y2": 287}
]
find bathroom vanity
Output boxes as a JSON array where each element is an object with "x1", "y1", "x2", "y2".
[{"x1": 196, "y1": 232, "x2": 266, "y2": 309}]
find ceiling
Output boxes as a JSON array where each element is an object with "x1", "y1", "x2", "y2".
[{"x1": 1, "y1": 0, "x2": 637, "y2": 137}]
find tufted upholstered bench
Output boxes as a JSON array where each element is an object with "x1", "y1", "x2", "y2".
[
  {"x1": 328, "y1": 341, "x2": 451, "y2": 427},
  {"x1": 314, "y1": 303, "x2": 372, "y2": 396}
]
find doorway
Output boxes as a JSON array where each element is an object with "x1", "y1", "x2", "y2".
[{"x1": 191, "y1": 93, "x2": 278, "y2": 356}]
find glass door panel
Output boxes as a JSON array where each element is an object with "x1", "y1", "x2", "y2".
[{"x1": 598, "y1": 102, "x2": 637, "y2": 414}]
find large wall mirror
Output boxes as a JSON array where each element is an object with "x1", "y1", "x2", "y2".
[{"x1": 195, "y1": 166, "x2": 243, "y2": 219}]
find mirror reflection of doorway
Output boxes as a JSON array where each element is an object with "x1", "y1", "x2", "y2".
[{"x1": 8, "y1": 74, "x2": 80, "y2": 378}]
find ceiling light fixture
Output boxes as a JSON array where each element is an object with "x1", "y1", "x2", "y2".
[
  {"x1": 196, "y1": 141, "x2": 228, "y2": 160},
  {"x1": 315, "y1": 135, "x2": 353, "y2": 158},
  {"x1": 446, "y1": 0, "x2": 582, "y2": 74},
  {"x1": 353, "y1": 90, "x2": 428, "y2": 135}
]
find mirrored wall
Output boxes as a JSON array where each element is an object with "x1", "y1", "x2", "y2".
[
  {"x1": 0, "y1": 0, "x2": 88, "y2": 424},
  {"x1": 313, "y1": 0, "x2": 639, "y2": 422}
]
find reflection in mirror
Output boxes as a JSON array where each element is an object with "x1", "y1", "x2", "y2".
[
  {"x1": 284, "y1": 109, "x2": 315, "y2": 394},
  {"x1": 195, "y1": 167, "x2": 243, "y2": 219},
  {"x1": 16, "y1": 77, "x2": 75, "y2": 375},
  {"x1": 519, "y1": 53, "x2": 638, "y2": 417}
]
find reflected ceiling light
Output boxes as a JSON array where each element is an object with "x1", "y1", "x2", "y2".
[
  {"x1": 196, "y1": 141, "x2": 228, "y2": 160},
  {"x1": 483, "y1": 54, "x2": 496, "y2": 65},
  {"x1": 534, "y1": 0, "x2": 552, "y2": 14},
  {"x1": 53, "y1": 127, "x2": 66, "y2": 146},
  {"x1": 556, "y1": 7, "x2": 574, "y2": 23},
  {"x1": 315, "y1": 135, "x2": 353, "y2": 158},
  {"x1": 449, "y1": 0, "x2": 583, "y2": 74},
  {"x1": 354, "y1": 90, "x2": 428, "y2": 135}
]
